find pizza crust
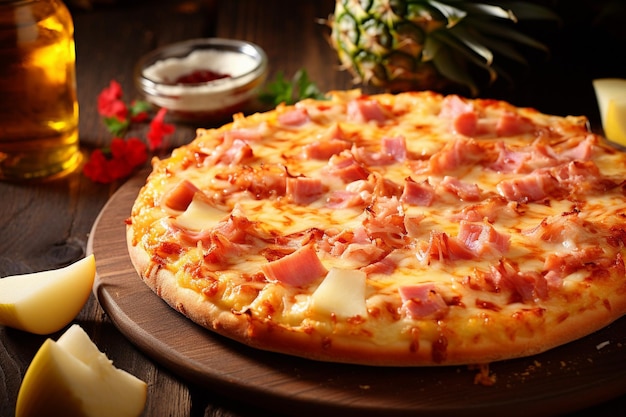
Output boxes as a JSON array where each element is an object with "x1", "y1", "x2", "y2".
[
  {"x1": 127, "y1": 227, "x2": 626, "y2": 366},
  {"x1": 126, "y1": 90, "x2": 626, "y2": 367}
]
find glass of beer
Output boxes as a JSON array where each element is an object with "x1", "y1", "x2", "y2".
[{"x1": 0, "y1": 0, "x2": 81, "y2": 181}]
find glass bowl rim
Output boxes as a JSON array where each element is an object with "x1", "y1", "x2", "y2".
[{"x1": 135, "y1": 37, "x2": 268, "y2": 92}]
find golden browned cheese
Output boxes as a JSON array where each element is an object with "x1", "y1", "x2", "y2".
[{"x1": 128, "y1": 91, "x2": 626, "y2": 365}]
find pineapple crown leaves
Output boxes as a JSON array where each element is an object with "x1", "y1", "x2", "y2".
[
  {"x1": 428, "y1": 0, "x2": 467, "y2": 28},
  {"x1": 330, "y1": 0, "x2": 560, "y2": 96},
  {"x1": 421, "y1": 0, "x2": 560, "y2": 95}
]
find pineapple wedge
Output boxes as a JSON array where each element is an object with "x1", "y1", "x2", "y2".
[
  {"x1": 311, "y1": 268, "x2": 367, "y2": 318},
  {"x1": 16, "y1": 324, "x2": 147, "y2": 417},
  {"x1": 592, "y1": 78, "x2": 626, "y2": 146},
  {"x1": 604, "y1": 98, "x2": 626, "y2": 146},
  {"x1": 0, "y1": 255, "x2": 95, "y2": 334}
]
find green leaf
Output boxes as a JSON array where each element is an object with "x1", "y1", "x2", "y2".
[
  {"x1": 102, "y1": 116, "x2": 129, "y2": 137},
  {"x1": 294, "y1": 69, "x2": 326, "y2": 101},
  {"x1": 259, "y1": 69, "x2": 326, "y2": 106},
  {"x1": 129, "y1": 100, "x2": 152, "y2": 117},
  {"x1": 259, "y1": 71, "x2": 294, "y2": 105}
]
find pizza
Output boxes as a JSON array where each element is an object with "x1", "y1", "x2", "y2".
[{"x1": 126, "y1": 89, "x2": 626, "y2": 367}]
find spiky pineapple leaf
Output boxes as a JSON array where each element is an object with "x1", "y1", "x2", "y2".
[
  {"x1": 432, "y1": 29, "x2": 498, "y2": 83},
  {"x1": 329, "y1": 0, "x2": 559, "y2": 95},
  {"x1": 431, "y1": 46, "x2": 479, "y2": 96},
  {"x1": 491, "y1": 1, "x2": 561, "y2": 21},
  {"x1": 428, "y1": 1, "x2": 467, "y2": 28},
  {"x1": 472, "y1": 18, "x2": 550, "y2": 52},
  {"x1": 468, "y1": 31, "x2": 528, "y2": 64},
  {"x1": 421, "y1": 35, "x2": 441, "y2": 62},
  {"x1": 460, "y1": 3, "x2": 516, "y2": 21},
  {"x1": 446, "y1": 24, "x2": 494, "y2": 65}
]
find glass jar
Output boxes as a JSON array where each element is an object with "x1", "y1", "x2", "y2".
[{"x1": 0, "y1": 0, "x2": 80, "y2": 181}]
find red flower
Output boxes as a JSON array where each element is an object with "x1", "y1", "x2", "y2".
[
  {"x1": 121, "y1": 137, "x2": 149, "y2": 167},
  {"x1": 97, "y1": 80, "x2": 128, "y2": 120},
  {"x1": 85, "y1": 80, "x2": 174, "y2": 183},
  {"x1": 129, "y1": 100, "x2": 151, "y2": 123},
  {"x1": 147, "y1": 107, "x2": 175, "y2": 150},
  {"x1": 83, "y1": 138, "x2": 148, "y2": 183},
  {"x1": 83, "y1": 149, "x2": 113, "y2": 183}
]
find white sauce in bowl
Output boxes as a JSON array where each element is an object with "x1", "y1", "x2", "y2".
[{"x1": 142, "y1": 50, "x2": 262, "y2": 112}]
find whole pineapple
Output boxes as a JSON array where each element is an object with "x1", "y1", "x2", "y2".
[{"x1": 329, "y1": 0, "x2": 558, "y2": 96}]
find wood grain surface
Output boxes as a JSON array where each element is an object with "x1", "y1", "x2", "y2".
[
  {"x1": 89, "y1": 170, "x2": 626, "y2": 417},
  {"x1": 2, "y1": 1, "x2": 626, "y2": 416}
]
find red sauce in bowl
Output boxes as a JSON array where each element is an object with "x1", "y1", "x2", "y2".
[{"x1": 171, "y1": 69, "x2": 231, "y2": 84}]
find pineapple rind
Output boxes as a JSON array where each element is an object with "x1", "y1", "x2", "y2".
[{"x1": 329, "y1": 0, "x2": 556, "y2": 95}]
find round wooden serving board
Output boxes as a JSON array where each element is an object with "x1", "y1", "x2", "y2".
[{"x1": 88, "y1": 171, "x2": 626, "y2": 417}]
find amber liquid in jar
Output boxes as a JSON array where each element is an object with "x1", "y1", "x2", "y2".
[{"x1": 0, "y1": 0, "x2": 80, "y2": 181}]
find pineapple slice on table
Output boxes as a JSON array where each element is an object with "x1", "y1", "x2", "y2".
[
  {"x1": 328, "y1": 0, "x2": 559, "y2": 95},
  {"x1": 593, "y1": 78, "x2": 626, "y2": 146},
  {"x1": 16, "y1": 324, "x2": 147, "y2": 417},
  {"x1": 0, "y1": 255, "x2": 96, "y2": 335}
]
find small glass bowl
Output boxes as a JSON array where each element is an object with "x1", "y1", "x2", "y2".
[{"x1": 135, "y1": 38, "x2": 268, "y2": 124}]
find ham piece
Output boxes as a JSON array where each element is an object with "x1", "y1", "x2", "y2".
[
  {"x1": 428, "y1": 137, "x2": 485, "y2": 174},
  {"x1": 439, "y1": 95, "x2": 537, "y2": 138},
  {"x1": 457, "y1": 221, "x2": 510, "y2": 257},
  {"x1": 399, "y1": 283, "x2": 449, "y2": 319},
  {"x1": 418, "y1": 223, "x2": 509, "y2": 265},
  {"x1": 417, "y1": 231, "x2": 473, "y2": 264},
  {"x1": 303, "y1": 138, "x2": 352, "y2": 160},
  {"x1": 202, "y1": 232, "x2": 245, "y2": 265},
  {"x1": 382, "y1": 136, "x2": 407, "y2": 162},
  {"x1": 226, "y1": 128, "x2": 263, "y2": 143},
  {"x1": 278, "y1": 107, "x2": 310, "y2": 126},
  {"x1": 363, "y1": 196, "x2": 408, "y2": 249},
  {"x1": 496, "y1": 170, "x2": 558, "y2": 202},
  {"x1": 347, "y1": 97, "x2": 387, "y2": 123},
  {"x1": 353, "y1": 136, "x2": 407, "y2": 167},
  {"x1": 473, "y1": 260, "x2": 549, "y2": 303},
  {"x1": 162, "y1": 210, "x2": 256, "y2": 264},
  {"x1": 361, "y1": 254, "x2": 397, "y2": 275},
  {"x1": 487, "y1": 141, "x2": 533, "y2": 173},
  {"x1": 261, "y1": 244, "x2": 327, "y2": 287},
  {"x1": 488, "y1": 135, "x2": 596, "y2": 174},
  {"x1": 400, "y1": 178, "x2": 435, "y2": 206},
  {"x1": 325, "y1": 151, "x2": 370, "y2": 183},
  {"x1": 439, "y1": 95, "x2": 478, "y2": 137},
  {"x1": 495, "y1": 112, "x2": 536, "y2": 137},
  {"x1": 286, "y1": 176, "x2": 325, "y2": 204},
  {"x1": 497, "y1": 160, "x2": 613, "y2": 203},
  {"x1": 302, "y1": 124, "x2": 352, "y2": 160},
  {"x1": 204, "y1": 131, "x2": 254, "y2": 166},
  {"x1": 439, "y1": 176, "x2": 481, "y2": 201},
  {"x1": 162, "y1": 179, "x2": 200, "y2": 211},
  {"x1": 325, "y1": 190, "x2": 366, "y2": 209},
  {"x1": 453, "y1": 196, "x2": 508, "y2": 223}
]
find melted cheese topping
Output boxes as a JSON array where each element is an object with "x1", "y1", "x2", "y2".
[{"x1": 129, "y1": 90, "x2": 626, "y2": 363}]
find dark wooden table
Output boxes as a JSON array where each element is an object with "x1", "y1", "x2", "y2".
[{"x1": 1, "y1": 1, "x2": 625, "y2": 416}]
